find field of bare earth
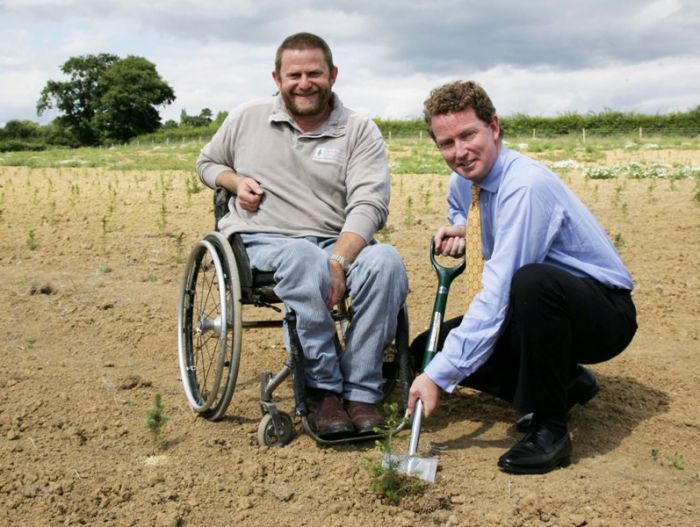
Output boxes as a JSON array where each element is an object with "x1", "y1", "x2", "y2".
[{"x1": 1, "y1": 137, "x2": 699, "y2": 526}]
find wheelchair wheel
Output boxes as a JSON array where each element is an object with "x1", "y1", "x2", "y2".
[
  {"x1": 257, "y1": 412, "x2": 295, "y2": 447},
  {"x1": 178, "y1": 231, "x2": 242, "y2": 420}
]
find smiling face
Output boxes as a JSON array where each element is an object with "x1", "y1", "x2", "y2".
[
  {"x1": 273, "y1": 47, "x2": 338, "y2": 122},
  {"x1": 430, "y1": 107, "x2": 501, "y2": 184}
]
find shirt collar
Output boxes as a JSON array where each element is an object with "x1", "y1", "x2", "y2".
[{"x1": 269, "y1": 93, "x2": 348, "y2": 137}]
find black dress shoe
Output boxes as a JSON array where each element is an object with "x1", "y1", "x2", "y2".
[
  {"x1": 515, "y1": 365, "x2": 600, "y2": 432},
  {"x1": 498, "y1": 424, "x2": 572, "y2": 474}
]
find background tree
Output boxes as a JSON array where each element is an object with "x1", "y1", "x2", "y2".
[
  {"x1": 179, "y1": 108, "x2": 214, "y2": 127},
  {"x1": 37, "y1": 54, "x2": 175, "y2": 146},
  {"x1": 0, "y1": 120, "x2": 41, "y2": 140},
  {"x1": 37, "y1": 54, "x2": 119, "y2": 145}
]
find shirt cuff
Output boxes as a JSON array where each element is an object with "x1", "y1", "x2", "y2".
[
  {"x1": 199, "y1": 163, "x2": 231, "y2": 189},
  {"x1": 342, "y1": 212, "x2": 379, "y2": 243},
  {"x1": 423, "y1": 353, "x2": 464, "y2": 394}
]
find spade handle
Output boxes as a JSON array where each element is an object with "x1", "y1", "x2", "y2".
[{"x1": 408, "y1": 399, "x2": 424, "y2": 456}]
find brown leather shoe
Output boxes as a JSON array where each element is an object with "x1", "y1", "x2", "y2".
[
  {"x1": 309, "y1": 389, "x2": 354, "y2": 438},
  {"x1": 346, "y1": 401, "x2": 385, "y2": 434}
]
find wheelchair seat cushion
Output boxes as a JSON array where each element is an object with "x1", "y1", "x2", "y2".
[{"x1": 252, "y1": 270, "x2": 276, "y2": 287}]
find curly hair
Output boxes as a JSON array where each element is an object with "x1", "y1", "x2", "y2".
[
  {"x1": 423, "y1": 81, "x2": 497, "y2": 138},
  {"x1": 275, "y1": 32, "x2": 334, "y2": 74}
]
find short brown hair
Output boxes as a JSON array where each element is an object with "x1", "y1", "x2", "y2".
[
  {"x1": 423, "y1": 81, "x2": 497, "y2": 139},
  {"x1": 275, "y1": 32, "x2": 334, "y2": 73}
]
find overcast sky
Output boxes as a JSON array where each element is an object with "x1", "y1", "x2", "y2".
[{"x1": 1, "y1": 0, "x2": 699, "y2": 126}]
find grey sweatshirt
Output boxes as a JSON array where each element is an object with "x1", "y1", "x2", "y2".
[{"x1": 196, "y1": 94, "x2": 390, "y2": 242}]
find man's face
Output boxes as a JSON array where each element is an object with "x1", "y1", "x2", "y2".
[
  {"x1": 273, "y1": 48, "x2": 337, "y2": 118},
  {"x1": 430, "y1": 108, "x2": 500, "y2": 184}
]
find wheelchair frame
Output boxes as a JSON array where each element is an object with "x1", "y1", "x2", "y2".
[{"x1": 177, "y1": 187, "x2": 412, "y2": 446}]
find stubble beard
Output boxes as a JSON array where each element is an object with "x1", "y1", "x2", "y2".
[{"x1": 282, "y1": 86, "x2": 333, "y2": 117}]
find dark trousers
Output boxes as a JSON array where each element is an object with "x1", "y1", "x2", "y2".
[{"x1": 411, "y1": 263, "x2": 637, "y2": 415}]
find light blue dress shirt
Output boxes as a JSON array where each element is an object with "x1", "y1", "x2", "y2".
[{"x1": 424, "y1": 146, "x2": 634, "y2": 392}]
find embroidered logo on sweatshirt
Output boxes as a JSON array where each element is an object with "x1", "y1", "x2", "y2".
[{"x1": 312, "y1": 147, "x2": 346, "y2": 165}]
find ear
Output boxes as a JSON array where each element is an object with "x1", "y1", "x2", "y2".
[
  {"x1": 329, "y1": 66, "x2": 338, "y2": 87},
  {"x1": 490, "y1": 115, "x2": 501, "y2": 141},
  {"x1": 272, "y1": 70, "x2": 281, "y2": 90}
]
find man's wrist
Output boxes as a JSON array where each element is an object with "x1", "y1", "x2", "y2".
[{"x1": 329, "y1": 254, "x2": 352, "y2": 272}]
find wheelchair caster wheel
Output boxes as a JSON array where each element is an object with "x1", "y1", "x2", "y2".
[{"x1": 257, "y1": 412, "x2": 294, "y2": 447}]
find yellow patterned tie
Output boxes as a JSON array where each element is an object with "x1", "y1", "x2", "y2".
[{"x1": 465, "y1": 185, "x2": 483, "y2": 304}]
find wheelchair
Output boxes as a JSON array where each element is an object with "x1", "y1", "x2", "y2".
[{"x1": 177, "y1": 187, "x2": 412, "y2": 447}]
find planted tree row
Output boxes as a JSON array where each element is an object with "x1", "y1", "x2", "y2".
[{"x1": 375, "y1": 107, "x2": 700, "y2": 139}]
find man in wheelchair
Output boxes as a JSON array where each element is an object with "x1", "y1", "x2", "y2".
[{"x1": 195, "y1": 32, "x2": 408, "y2": 439}]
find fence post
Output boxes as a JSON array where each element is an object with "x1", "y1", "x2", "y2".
[
  {"x1": 419, "y1": 131, "x2": 423, "y2": 143},
  {"x1": 532, "y1": 129, "x2": 536, "y2": 139},
  {"x1": 639, "y1": 127, "x2": 643, "y2": 140},
  {"x1": 582, "y1": 128, "x2": 586, "y2": 143}
]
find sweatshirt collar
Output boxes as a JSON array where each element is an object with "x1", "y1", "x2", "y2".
[{"x1": 270, "y1": 93, "x2": 348, "y2": 137}]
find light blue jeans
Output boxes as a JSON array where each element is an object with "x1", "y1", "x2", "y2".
[{"x1": 241, "y1": 233, "x2": 409, "y2": 403}]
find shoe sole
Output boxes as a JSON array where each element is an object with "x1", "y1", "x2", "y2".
[
  {"x1": 315, "y1": 425, "x2": 356, "y2": 439},
  {"x1": 498, "y1": 455, "x2": 571, "y2": 475},
  {"x1": 353, "y1": 423, "x2": 385, "y2": 435}
]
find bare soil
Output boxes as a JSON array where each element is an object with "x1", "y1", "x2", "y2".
[{"x1": 1, "y1": 154, "x2": 699, "y2": 526}]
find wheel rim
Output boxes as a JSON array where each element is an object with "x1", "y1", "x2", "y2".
[{"x1": 178, "y1": 239, "x2": 228, "y2": 412}]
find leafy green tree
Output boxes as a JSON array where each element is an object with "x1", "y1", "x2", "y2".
[
  {"x1": 92, "y1": 56, "x2": 175, "y2": 142},
  {"x1": 37, "y1": 53, "x2": 119, "y2": 145},
  {"x1": 37, "y1": 54, "x2": 175, "y2": 145}
]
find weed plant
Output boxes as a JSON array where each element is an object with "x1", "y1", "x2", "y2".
[
  {"x1": 47, "y1": 201, "x2": 57, "y2": 226},
  {"x1": 174, "y1": 232, "x2": 185, "y2": 264},
  {"x1": 101, "y1": 216, "x2": 110, "y2": 251},
  {"x1": 613, "y1": 232, "x2": 625, "y2": 250},
  {"x1": 26, "y1": 230, "x2": 37, "y2": 251},
  {"x1": 403, "y1": 196, "x2": 414, "y2": 227},
  {"x1": 185, "y1": 173, "x2": 203, "y2": 200},
  {"x1": 158, "y1": 198, "x2": 168, "y2": 233},
  {"x1": 651, "y1": 448, "x2": 685, "y2": 470},
  {"x1": 421, "y1": 186, "x2": 432, "y2": 213}
]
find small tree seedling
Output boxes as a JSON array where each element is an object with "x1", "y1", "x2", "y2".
[
  {"x1": 145, "y1": 393, "x2": 169, "y2": 449},
  {"x1": 26, "y1": 229, "x2": 38, "y2": 251},
  {"x1": 365, "y1": 403, "x2": 426, "y2": 505}
]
